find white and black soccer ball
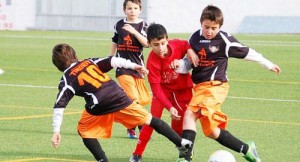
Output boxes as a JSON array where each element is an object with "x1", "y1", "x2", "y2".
[{"x1": 208, "y1": 150, "x2": 236, "y2": 162}]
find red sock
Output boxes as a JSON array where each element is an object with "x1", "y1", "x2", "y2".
[{"x1": 133, "y1": 125, "x2": 154, "y2": 155}]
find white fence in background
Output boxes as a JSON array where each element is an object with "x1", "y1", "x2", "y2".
[{"x1": 0, "y1": 0, "x2": 299, "y2": 33}]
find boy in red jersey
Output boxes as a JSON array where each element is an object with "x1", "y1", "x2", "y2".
[
  {"x1": 129, "y1": 23, "x2": 199, "y2": 162},
  {"x1": 176, "y1": 5, "x2": 281, "y2": 162},
  {"x1": 109, "y1": 0, "x2": 151, "y2": 139},
  {"x1": 50, "y1": 43, "x2": 192, "y2": 162}
]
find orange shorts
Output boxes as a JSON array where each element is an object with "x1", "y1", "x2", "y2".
[
  {"x1": 77, "y1": 102, "x2": 149, "y2": 138},
  {"x1": 188, "y1": 81, "x2": 229, "y2": 136},
  {"x1": 117, "y1": 75, "x2": 151, "y2": 106}
]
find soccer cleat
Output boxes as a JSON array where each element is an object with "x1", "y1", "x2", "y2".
[
  {"x1": 243, "y1": 141, "x2": 261, "y2": 162},
  {"x1": 176, "y1": 158, "x2": 189, "y2": 162},
  {"x1": 177, "y1": 139, "x2": 193, "y2": 156},
  {"x1": 127, "y1": 128, "x2": 137, "y2": 139},
  {"x1": 129, "y1": 154, "x2": 142, "y2": 162}
]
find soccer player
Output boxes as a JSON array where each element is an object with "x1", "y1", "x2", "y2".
[
  {"x1": 175, "y1": 5, "x2": 281, "y2": 162},
  {"x1": 109, "y1": 0, "x2": 151, "y2": 139},
  {"x1": 129, "y1": 23, "x2": 199, "y2": 162},
  {"x1": 50, "y1": 43, "x2": 192, "y2": 162}
]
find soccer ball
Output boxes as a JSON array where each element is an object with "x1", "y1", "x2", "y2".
[
  {"x1": 208, "y1": 150, "x2": 236, "y2": 162},
  {"x1": 0, "y1": 68, "x2": 3, "y2": 75}
]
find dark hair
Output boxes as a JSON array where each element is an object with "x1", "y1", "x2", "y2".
[
  {"x1": 200, "y1": 5, "x2": 224, "y2": 27},
  {"x1": 52, "y1": 43, "x2": 78, "y2": 72},
  {"x1": 123, "y1": 0, "x2": 142, "y2": 10},
  {"x1": 146, "y1": 23, "x2": 168, "y2": 42}
]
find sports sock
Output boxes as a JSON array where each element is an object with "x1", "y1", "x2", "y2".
[
  {"x1": 149, "y1": 116, "x2": 182, "y2": 147},
  {"x1": 82, "y1": 138, "x2": 108, "y2": 162},
  {"x1": 138, "y1": 125, "x2": 143, "y2": 132},
  {"x1": 215, "y1": 129, "x2": 249, "y2": 154},
  {"x1": 134, "y1": 125, "x2": 154, "y2": 155},
  {"x1": 181, "y1": 130, "x2": 196, "y2": 160}
]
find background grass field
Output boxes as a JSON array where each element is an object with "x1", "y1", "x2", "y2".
[{"x1": 0, "y1": 30, "x2": 299, "y2": 162}]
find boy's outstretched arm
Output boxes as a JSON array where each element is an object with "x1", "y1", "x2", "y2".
[
  {"x1": 244, "y1": 49, "x2": 281, "y2": 74},
  {"x1": 51, "y1": 108, "x2": 65, "y2": 148},
  {"x1": 271, "y1": 64, "x2": 281, "y2": 74},
  {"x1": 110, "y1": 56, "x2": 148, "y2": 76},
  {"x1": 187, "y1": 48, "x2": 199, "y2": 67},
  {"x1": 134, "y1": 64, "x2": 149, "y2": 76},
  {"x1": 109, "y1": 42, "x2": 117, "y2": 56}
]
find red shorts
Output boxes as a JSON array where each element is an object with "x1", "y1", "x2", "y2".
[
  {"x1": 77, "y1": 102, "x2": 149, "y2": 138},
  {"x1": 188, "y1": 81, "x2": 229, "y2": 136},
  {"x1": 151, "y1": 88, "x2": 192, "y2": 135}
]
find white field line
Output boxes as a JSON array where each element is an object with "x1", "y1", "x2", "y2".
[
  {"x1": 241, "y1": 40, "x2": 300, "y2": 47},
  {"x1": 1, "y1": 35, "x2": 300, "y2": 46},
  {"x1": 0, "y1": 35, "x2": 111, "y2": 41},
  {"x1": 2, "y1": 157, "x2": 93, "y2": 162},
  {"x1": 0, "y1": 35, "x2": 110, "y2": 41},
  {"x1": 0, "y1": 83, "x2": 300, "y2": 103},
  {"x1": 0, "y1": 83, "x2": 56, "y2": 89},
  {"x1": 227, "y1": 96, "x2": 300, "y2": 103}
]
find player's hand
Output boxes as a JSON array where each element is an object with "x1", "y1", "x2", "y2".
[
  {"x1": 169, "y1": 107, "x2": 181, "y2": 120},
  {"x1": 122, "y1": 24, "x2": 138, "y2": 35},
  {"x1": 51, "y1": 132, "x2": 61, "y2": 148},
  {"x1": 187, "y1": 49, "x2": 199, "y2": 67},
  {"x1": 271, "y1": 64, "x2": 281, "y2": 74},
  {"x1": 134, "y1": 65, "x2": 149, "y2": 75},
  {"x1": 169, "y1": 59, "x2": 180, "y2": 69}
]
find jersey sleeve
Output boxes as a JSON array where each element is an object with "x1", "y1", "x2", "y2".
[
  {"x1": 179, "y1": 39, "x2": 192, "y2": 54},
  {"x1": 146, "y1": 54, "x2": 161, "y2": 84},
  {"x1": 150, "y1": 83, "x2": 172, "y2": 110},
  {"x1": 112, "y1": 22, "x2": 118, "y2": 43},
  {"x1": 92, "y1": 56, "x2": 137, "y2": 73},
  {"x1": 53, "y1": 78, "x2": 75, "y2": 108},
  {"x1": 244, "y1": 49, "x2": 275, "y2": 70},
  {"x1": 220, "y1": 32, "x2": 249, "y2": 59},
  {"x1": 141, "y1": 21, "x2": 148, "y2": 37},
  {"x1": 175, "y1": 57, "x2": 192, "y2": 74},
  {"x1": 52, "y1": 108, "x2": 64, "y2": 132},
  {"x1": 171, "y1": 39, "x2": 191, "y2": 57},
  {"x1": 91, "y1": 57, "x2": 114, "y2": 73}
]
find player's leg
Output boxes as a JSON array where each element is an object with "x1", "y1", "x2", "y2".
[
  {"x1": 170, "y1": 89, "x2": 193, "y2": 135},
  {"x1": 135, "y1": 77, "x2": 151, "y2": 106},
  {"x1": 173, "y1": 89, "x2": 197, "y2": 161},
  {"x1": 131, "y1": 100, "x2": 164, "y2": 157},
  {"x1": 82, "y1": 138, "x2": 108, "y2": 162},
  {"x1": 145, "y1": 114, "x2": 192, "y2": 149},
  {"x1": 117, "y1": 75, "x2": 139, "y2": 139},
  {"x1": 77, "y1": 110, "x2": 114, "y2": 161},
  {"x1": 134, "y1": 77, "x2": 152, "y2": 133},
  {"x1": 209, "y1": 128, "x2": 261, "y2": 162},
  {"x1": 115, "y1": 103, "x2": 192, "y2": 151},
  {"x1": 199, "y1": 81, "x2": 260, "y2": 162},
  {"x1": 177, "y1": 109, "x2": 199, "y2": 162}
]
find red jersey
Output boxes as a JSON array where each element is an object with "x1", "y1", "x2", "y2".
[
  {"x1": 147, "y1": 39, "x2": 194, "y2": 90},
  {"x1": 147, "y1": 39, "x2": 193, "y2": 109}
]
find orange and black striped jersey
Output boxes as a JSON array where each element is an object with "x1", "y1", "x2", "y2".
[
  {"x1": 112, "y1": 18, "x2": 148, "y2": 78},
  {"x1": 53, "y1": 56, "x2": 133, "y2": 115}
]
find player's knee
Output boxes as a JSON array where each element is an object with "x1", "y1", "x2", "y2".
[{"x1": 143, "y1": 113, "x2": 152, "y2": 125}]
